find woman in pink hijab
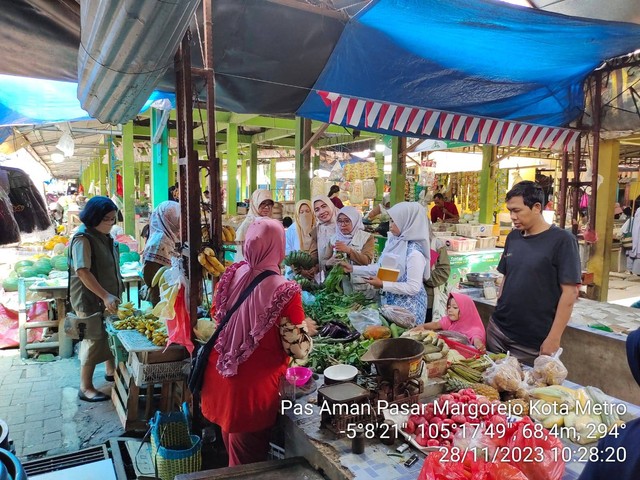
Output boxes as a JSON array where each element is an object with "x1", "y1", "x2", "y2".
[
  {"x1": 410, "y1": 292, "x2": 486, "y2": 352},
  {"x1": 200, "y1": 218, "x2": 316, "y2": 466}
]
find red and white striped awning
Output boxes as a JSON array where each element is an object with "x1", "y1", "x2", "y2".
[{"x1": 317, "y1": 91, "x2": 581, "y2": 151}]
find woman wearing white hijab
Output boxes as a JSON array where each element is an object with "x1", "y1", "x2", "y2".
[
  {"x1": 330, "y1": 206, "x2": 374, "y2": 266},
  {"x1": 311, "y1": 195, "x2": 338, "y2": 275},
  {"x1": 142, "y1": 201, "x2": 181, "y2": 306},
  {"x1": 342, "y1": 202, "x2": 430, "y2": 324},
  {"x1": 236, "y1": 189, "x2": 274, "y2": 241},
  {"x1": 329, "y1": 206, "x2": 375, "y2": 295},
  {"x1": 235, "y1": 189, "x2": 274, "y2": 261}
]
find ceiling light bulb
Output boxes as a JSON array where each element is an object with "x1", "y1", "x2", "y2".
[
  {"x1": 51, "y1": 153, "x2": 65, "y2": 163},
  {"x1": 375, "y1": 143, "x2": 385, "y2": 153}
]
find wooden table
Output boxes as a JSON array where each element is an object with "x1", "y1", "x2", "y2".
[{"x1": 28, "y1": 284, "x2": 73, "y2": 358}]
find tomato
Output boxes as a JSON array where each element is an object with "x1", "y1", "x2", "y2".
[
  {"x1": 427, "y1": 439, "x2": 440, "y2": 447},
  {"x1": 440, "y1": 439, "x2": 452, "y2": 448},
  {"x1": 415, "y1": 434, "x2": 430, "y2": 447},
  {"x1": 404, "y1": 419, "x2": 416, "y2": 434},
  {"x1": 459, "y1": 395, "x2": 470, "y2": 403},
  {"x1": 451, "y1": 415, "x2": 467, "y2": 424},
  {"x1": 451, "y1": 392, "x2": 461, "y2": 402},
  {"x1": 423, "y1": 410, "x2": 435, "y2": 421},
  {"x1": 439, "y1": 394, "x2": 454, "y2": 403},
  {"x1": 430, "y1": 416, "x2": 443, "y2": 426}
]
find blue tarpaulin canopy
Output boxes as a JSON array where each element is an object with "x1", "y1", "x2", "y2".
[
  {"x1": 298, "y1": 0, "x2": 640, "y2": 147},
  {"x1": 0, "y1": 74, "x2": 174, "y2": 130}
]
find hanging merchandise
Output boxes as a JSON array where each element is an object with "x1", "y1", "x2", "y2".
[
  {"x1": 494, "y1": 169, "x2": 509, "y2": 214},
  {"x1": 0, "y1": 169, "x2": 20, "y2": 245},
  {"x1": 351, "y1": 180, "x2": 364, "y2": 205},
  {"x1": 362, "y1": 179, "x2": 377, "y2": 199},
  {"x1": 329, "y1": 161, "x2": 344, "y2": 182},
  {"x1": 344, "y1": 162, "x2": 378, "y2": 181},
  {"x1": 2, "y1": 166, "x2": 51, "y2": 234},
  {"x1": 311, "y1": 176, "x2": 327, "y2": 198}
]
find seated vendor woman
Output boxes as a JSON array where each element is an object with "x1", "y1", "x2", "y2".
[{"x1": 410, "y1": 292, "x2": 486, "y2": 352}]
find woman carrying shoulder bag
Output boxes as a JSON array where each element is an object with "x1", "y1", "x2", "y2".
[
  {"x1": 200, "y1": 218, "x2": 317, "y2": 466},
  {"x1": 69, "y1": 196, "x2": 124, "y2": 402}
]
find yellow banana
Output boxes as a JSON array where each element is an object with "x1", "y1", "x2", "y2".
[
  {"x1": 197, "y1": 253, "x2": 209, "y2": 268},
  {"x1": 151, "y1": 266, "x2": 168, "y2": 287},
  {"x1": 203, "y1": 247, "x2": 216, "y2": 257},
  {"x1": 209, "y1": 256, "x2": 226, "y2": 274}
]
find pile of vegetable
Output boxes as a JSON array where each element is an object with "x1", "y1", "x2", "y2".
[
  {"x1": 283, "y1": 251, "x2": 315, "y2": 270},
  {"x1": 306, "y1": 339, "x2": 374, "y2": 373},
  {"x1": 303, "y1": 291, "x2": 372, "y2": 325},
  {"x1": 323, "y1": 264, "x2": 345, "y2": 294}
]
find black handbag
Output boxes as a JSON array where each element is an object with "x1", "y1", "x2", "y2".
[{"x1": 187, "y1": 270, "x2": 276, "y2": 396}]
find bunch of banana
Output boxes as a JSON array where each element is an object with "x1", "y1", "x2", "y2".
[
  {"x1": 113, "y1": 312, "x2": 159, "y2": 331},
  {"x1": 401, "y1": 330, "x2": 450, "y2": 361},
  {"x1": 221, "y1": 225, "x2": 236, "y2": 242},
  {"x1": 198, "y1": 247, "x2": 225, "y2": 277},
  {"x1": 151, "y1": 330, "x2": 168, "y2": 346},
  {"x1": 151, "y1": 266, "x2": 169, "y2": 288},
  {"x1": 116, "y1": 302, "x2": 136, "y2": 320}
]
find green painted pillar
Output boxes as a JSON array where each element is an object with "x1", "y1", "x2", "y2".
[
  {"x1": 270, "y1": 159, "x2": 277, "y2": 191},
  {"x1": 150, "y1": 108, "x2": 170, "y2": 207},
  {"x1": 479, "y1": 145, "x2": 497, "y2": 224},
  {"x1": 294, "y1": 117, "x2": 311, "y2": 201},
  {"x1": 240, "y1": 158, "x2": 247, "y2": 202},
  {"x1": 375, "y1": 145, "x2": 385, "y2": 204},
  {"x1": 122, "y1": 122, "x2": 136, "y2": 236},
  {"x1": 390, "y1": 136, "x2": 405, "y2": 206},
  {"x1": 250, "y1": 144, "x2": 258, "y2": 194},
  {"x1": 227, "y1": 124, "x2": 238, "y2": 215}
]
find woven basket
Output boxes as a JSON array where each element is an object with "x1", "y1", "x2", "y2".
[{"x1": 150, "y1": 403, "x2": 202, "y2": 480}]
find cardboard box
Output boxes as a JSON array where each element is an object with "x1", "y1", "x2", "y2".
[{"x1": 377, "y1": 267, "x2": 400, "y2": 282}]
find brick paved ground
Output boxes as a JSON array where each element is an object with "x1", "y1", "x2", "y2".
[{"x1": 0, "y1": 348, "x2": 123, "y2": 460}]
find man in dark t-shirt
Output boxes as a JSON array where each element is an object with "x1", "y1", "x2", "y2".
[{"x1": 487, "y1": 181, "x2": 581, "y2": 365}]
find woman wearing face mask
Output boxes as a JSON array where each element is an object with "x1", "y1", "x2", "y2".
[
  {"x1": 68, "y1": 196, "x2": 124, "y2": 401},
  {"x1": 285, "y1": 200, "x2": 318, "y2": 279},
  {"x1": 410, "y1": 293, "x2": 486, "y2": 351},
  {"x1": 311, "y1": 195, "x2": 338, "y2": 277},
  {"x1": 235, "y1": 189, "x2": 274, "y2": 261},
  {"x1": 341, "y1": 202, "x2": 430, "y2": 324},
  {"x1": 236, "y1": 189, "x2": 274, "y2": 242}
]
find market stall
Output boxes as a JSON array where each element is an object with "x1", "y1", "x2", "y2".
[{"x1": 463, "y1": 289, "x2": 640, "y2": 403}]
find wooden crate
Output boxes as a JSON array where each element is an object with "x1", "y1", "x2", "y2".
[{"x1": 111, "y1": 361, "x2": 191, "y2": 432}]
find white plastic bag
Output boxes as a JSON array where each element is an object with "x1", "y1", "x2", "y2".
[
  {"x1": 529, "y1": 348, "x2": 568, "y2": 386},
  {"x1": 348, "y1": 308, "x2": 382, "y2": 333}
]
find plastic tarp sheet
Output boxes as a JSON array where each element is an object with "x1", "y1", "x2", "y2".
[
  {"x1": 298, "y1": 0, "x2": 640, "y2": 134},
  {"x1": 0, "y1": 74, "x2": 175, "y2": 141}
]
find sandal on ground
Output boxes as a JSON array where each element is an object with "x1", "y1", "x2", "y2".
[{"x1": 78, "y1": 390, "x2": 110, "y2": 402}]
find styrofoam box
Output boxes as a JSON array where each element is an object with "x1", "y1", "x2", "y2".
[
  {"x1": 455, "y1": 224, "x2": 494, "y2": 238},
  {"x1": 475, "y1": 236, "x2": 497, "y2": 250},
  {"x1": 440, "y1": 236, "x2": 477, "y2": 252}
]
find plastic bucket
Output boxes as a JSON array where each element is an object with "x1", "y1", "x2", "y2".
[
  {"x1": 0, "y1": 421, "x2": 8, "y2": 451},
  {"x1": 0, "y1": 449, "x2": 26, "y2": 480}
]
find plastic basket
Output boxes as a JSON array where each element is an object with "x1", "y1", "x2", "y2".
[
  {"x1": 106, "y1": 326, "x2": 128, "y2": 365},
  {"x1": 475, "y1": 236, "x2": 497, "y2": 250},
  {"x1": 440, "y1": 236, "x2": 477, "y2": 252},
  {"x1": 128, "y1": 352, "x2": 189, "y2": 386},
  {"x1": 150, "y1": 403, "x2": 202, "y2": 480}
]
